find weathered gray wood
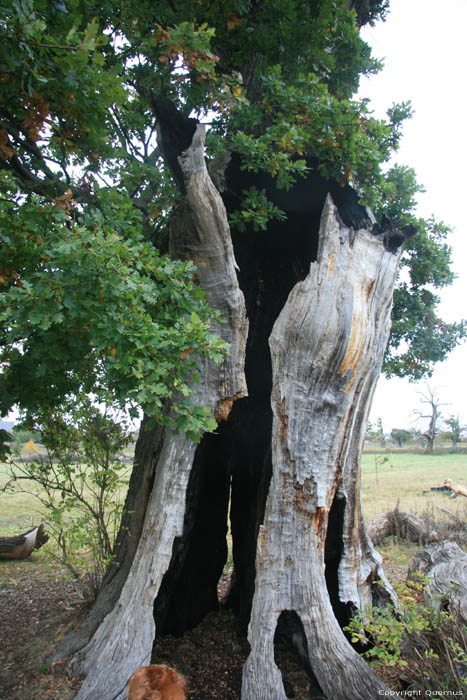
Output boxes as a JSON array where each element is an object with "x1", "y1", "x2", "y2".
[
  {"x1": 51, "y1": 417, "x2": 166, "y2": 665},
  {"x1": 367, "y1": 507, "x2": 439, "y2": 546},
  {"x1": 61, "y1": 129, "x2": 409, "y2": 699},
  {"x1": 409, "y1": 541, "x2": 467, "y2": 624},
  {"x1": 443, "y1": 478, "x2": 467, "y2": 498},
  {"x1": 242, "y1": 197, "x2": 399, "y2": 699},
  {"x1": 68, "y1": 125, "x2": 248, "y2": 700}
]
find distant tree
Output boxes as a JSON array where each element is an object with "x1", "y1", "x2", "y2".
[
  {"x1": 413, "y1": 385, "x2": 446, "y2": 453},
  {"x1": 366, "y1": 419, "x2": 386, "y2": 447},
  {"x1": 11, "y1": 425, "x2": 41, "y2": 449},
  {"x1": 366, "y1": 421, "x2": 377, "y2": 443},
  {"x1": 443, "y1": 415, "x2": 466, "y2": 448},
  {"x1": 390, "y1": 428, "x2": 412, "y2": 447},
  {"x1": 376, "y1": 417, "x2": 386, "y2": 448}
]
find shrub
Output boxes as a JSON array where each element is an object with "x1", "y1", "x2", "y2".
[
  {"x1": 2, "y1": 396, "x2": 132, "y2": 597},
  {"x1": 345, "y1": 574, "x2": 467, "y2": 693}
]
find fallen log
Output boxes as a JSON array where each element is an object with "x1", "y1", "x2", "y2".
[
  {"x1": 443, "y1": 478, "x2": 467, "y2": 498},
  {"x1": 0, "y1": 524, "x2": 48, "y2": 560},
  {"x1": 435, "y1": 505, "x2": 464, "y2": 525},
  {"x1": 408, "y1": 541, "x2": 467, "y2": 624},
  {"x1": 367, "y1": 505, "x2": 438, "y2": 546}
]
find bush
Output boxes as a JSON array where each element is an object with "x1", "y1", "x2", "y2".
[
  {"x1": 2, "y1": 396, "x2": 132, "y2": 597},
  {"x1": 345, "y1": 574, "x2": 466, "y2": 693}
]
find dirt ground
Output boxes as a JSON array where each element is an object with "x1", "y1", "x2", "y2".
[
  {"x1": 0, "y1": 558, "x2": 84, "y2": 700},
  {"x1": 0, "y1": 557, "x2": 407, "y2": 700}
]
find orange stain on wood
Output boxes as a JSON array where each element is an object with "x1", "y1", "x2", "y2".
[
  {"x1": 337, "y1": 280, "x2": 374, "y2": 388},
  {"x1": 279, "y1": 398, "x2": 288, "y2": 445}
]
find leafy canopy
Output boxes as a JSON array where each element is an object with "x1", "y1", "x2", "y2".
[
  {"x1": 375, "y1": 166, "x2": 466, "y2": 379},
  {"x1": 0, "y1": 0, "x2": 464, "y2": 431}
]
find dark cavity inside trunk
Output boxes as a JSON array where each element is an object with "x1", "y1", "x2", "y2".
[
  {"x1": 325, "y1": 494, "x2": 354, "y2": 628},
  {"x1": 153, "y1": 156, "x2": 369, "y2": 642}
]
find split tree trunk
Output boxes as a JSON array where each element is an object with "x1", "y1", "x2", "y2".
[
  {"x1": 55, "y1": 126, "x2": 403, "y2": 699},
  {"x1": 242, "y1": 197, "x2": 399, "y2": 700},
  {"x1": 59, "y1": 125, "x2": 248, "y2": 700}
]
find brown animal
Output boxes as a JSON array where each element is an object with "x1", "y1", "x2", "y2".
[{"x1": 127, "y1": 665, "x2": 187, "y2": 700}]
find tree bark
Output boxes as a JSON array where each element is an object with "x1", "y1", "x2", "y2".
[
  {"x1": 55, "y1": 125, "x2": 405, "y2": 699},
  {"x1": 242, "y1": 198, "x2": 399, "y2": 699},
  {"x1": 0, "y1": 523, "x2": 48, "y2": 559},
  {"x1": 408, "y1": 541, "x2": 467, "y2": 624},
  {"x1": 367, "y1": 507, "x2": 439, "y2": 546},
  {"x1": 58, "y1": 125, "x2": 248, "y2": 700}
]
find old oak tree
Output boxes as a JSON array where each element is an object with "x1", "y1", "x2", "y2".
[{"x1": 0, "y1": 1, "x2": 464, "y2": 698}]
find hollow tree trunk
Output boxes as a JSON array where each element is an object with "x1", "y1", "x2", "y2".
[
  {"x1": 59, "y1": 125, "x2": 248, "y2": 700},
  {"x1": 55, "y1": 124, "x2": 403, "y2": 699},
  {"x1": 242, "y1": 198, "x2": 399, "y2": 699}
]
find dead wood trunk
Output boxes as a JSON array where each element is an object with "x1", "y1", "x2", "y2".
[
  {"x1": 443, "y1": 478, "x2": 467, "y2": 498},
  {"x1": 0, "y1": 524, "x2": 48, "y2": 559},
  {"x1": 58, "y1": 125, "x2": 248, "y2": 700},
  {"x1": 408, "y1": 541, "x2": 467, "y2": 624},
  {"x1": 55, "y1": 124, "x2": 405, "y2": 700},
  {"x1": 367, "y1": 507, "x2": 439, "y2": 546},
  {"x1": 242, "y1": 198, "x2": 399, "y2": 699}
]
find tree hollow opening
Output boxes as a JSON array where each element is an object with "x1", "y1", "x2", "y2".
[
  {"x1": 324, "y1": 493, "x2": 353, "y2": 629},
  {"x1": 274, "y1": 610, "x2": 325, "y2": 699},
  {"x1": 154, "y1": 159, "x2": 371, "y2": 641}
]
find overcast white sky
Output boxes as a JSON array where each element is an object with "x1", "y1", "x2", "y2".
[{"x1": 359, "y1": 0, "x2": 467, "y2": 433}]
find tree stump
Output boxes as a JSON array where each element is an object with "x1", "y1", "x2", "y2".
[
  {"x1": 0, "y1": 524, "x2": 48, "y2": 560},
  {"x1": 54, "y1": 124, "x2": 405, "y2": 700},
  {"x1": 408, "y1": 541, "x2": 467, "y2": 624},
  {"x1": 366, "y1": 506, "x2": 438, "y2": 546}
]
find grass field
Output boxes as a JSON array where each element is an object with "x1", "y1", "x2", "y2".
[
  {"x1": 0, "y1": 459, "x2": 47, "y2": 536},
  {"x1": 0, "y1": 452, "x2": 131, "y2": 545},
  {"x1": 361, "y1": 451, "x2": 467, "y2": 521},
  {"x1": 1, "y1": 449, "x2": 466, "y2": 549}
]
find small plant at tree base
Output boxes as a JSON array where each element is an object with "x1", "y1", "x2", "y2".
[
  {"x1": 2, "y1": 396, "x2": 132, "y2": 597},
  {"x1": 345, "y1": 573, "x2": 467, "y2": 693}
]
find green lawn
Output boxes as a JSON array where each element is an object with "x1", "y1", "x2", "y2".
[
  {"x1": 361, "y1": 451, "x2": 467, "y2": 521},
  {"x1": 0, "y1": 458, "x2": 47, "y2": 535},
  {"x1": 0, "y1": 452, "x2": 130, "y2": 540},
  {"x1": 2, "y1": 449, "x2": 466, "y2": 549}
]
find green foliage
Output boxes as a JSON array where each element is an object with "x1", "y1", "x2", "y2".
[
  {"x1": 0, "y1": 177, "x2": 228, "y2": 436},
  {"x1": 208, "y1": 72, "x2": 412, "y2": 219},
  {"x1": 0, "y1": 0, "x2": 463, "y2": 427},
  {"x1": 0, "y1": 428, "x2": 10, "y2": 457},
  {"x1": 2, "y1": 396, "x2": 132, "y2": 593},
  {"x1": 229, "y1": 185, "x2": 287, "y2": 232},
  {"x1": 390, "y1": 428, "x2": 412, "y2": 447},
  {"x1": 0, "y1": 0, "x2": 126, "y2": 169},
  {"x1": 345, "y1": 574, "x2": 467, "y2": 693},
  {"x1": 378, "y1": 166, "x2": 466, "y2": 379},
  {"x1": 0, "y1": 0, "x2": 234, "y2": 439},
  {"x1": 443, "y1": 415, "x2": 466, "y2": 447}
]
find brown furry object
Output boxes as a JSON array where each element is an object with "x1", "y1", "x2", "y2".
[{"x1": 127, "y1": 665, "x2": 187, "y2": 700}]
